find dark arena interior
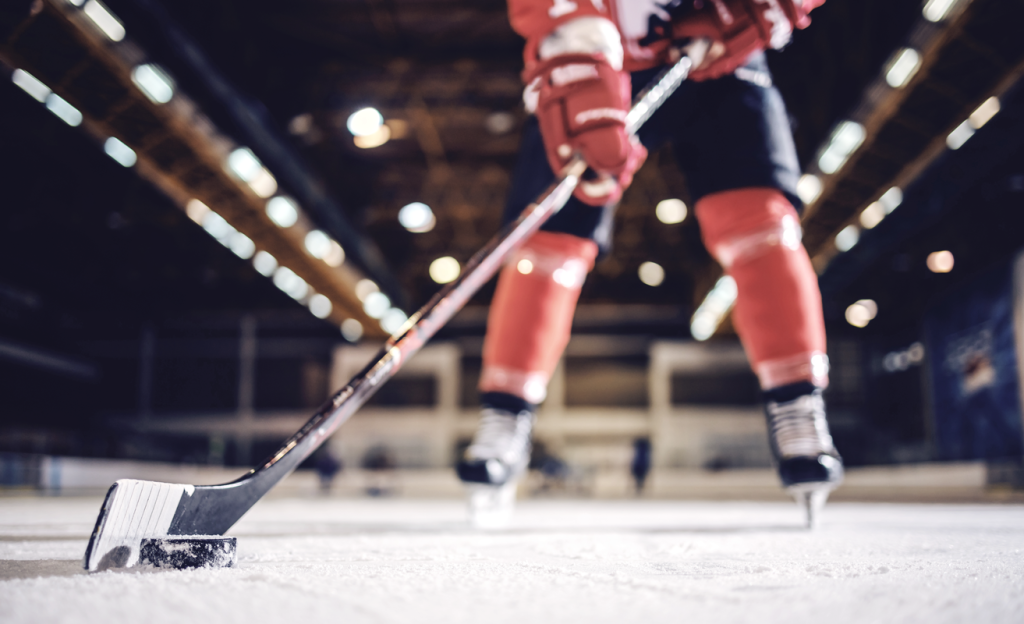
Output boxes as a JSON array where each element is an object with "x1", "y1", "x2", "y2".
[{"x1": 1, "y1": 1, "x2": 1024, "y2": 621}]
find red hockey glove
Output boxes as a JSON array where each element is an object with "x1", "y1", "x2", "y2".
[
  {"x1": 525, "y1": 53, "x2": 647, "y2": 206},
  {"x1": 672, "y1": 0, "x2": 815, "y2": 81}
]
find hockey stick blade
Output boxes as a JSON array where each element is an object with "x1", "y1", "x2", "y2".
[{"x1": 83, "y1": 54, "x2": 695, "y2": 572}]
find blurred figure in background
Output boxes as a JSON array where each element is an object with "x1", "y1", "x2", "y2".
[
  {"x1": 315, "y1": 446, "x2": 342, "y2": 495},
  {"x1": 362, "y1": 444, "x2": 396, "y2": 497},
  {"x1": 631, "y1": 438, "x2": 652, "y2": 495}
]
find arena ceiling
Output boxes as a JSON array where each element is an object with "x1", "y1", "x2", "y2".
[{"x1": 2, "y1": 0, "x2": 1024, "y2": 345}]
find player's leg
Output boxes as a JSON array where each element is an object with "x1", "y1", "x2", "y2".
[
  {"x1": 695, "y1": 188, "x2": 842, "y2": 482},
  {"x1": 454, "y1": 117, "x2": 607, "y2": 522},
  {"x1": 676, "y1": 52, "x2": 843, "y2": 521},
  {"x1": 457, "y1": 111, "x2": 671, "y2": 522},
  {"x1": 456, "y1": 227, "x2": 598, "y2": 487},
  {"x1": 456, "y1": 226, "x2": 598, "y2": 525}
]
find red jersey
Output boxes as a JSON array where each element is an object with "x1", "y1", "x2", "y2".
[{"x1": 509, "y1": 0, "x2": 826, "y2": 72}]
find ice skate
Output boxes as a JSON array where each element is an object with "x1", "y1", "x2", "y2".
[
  {"x1": 456, "y1": 407, "x2": 535, "y2": 528},
  {"x1": 764, "y1": 383, "x2": 844, "y2": 529}
]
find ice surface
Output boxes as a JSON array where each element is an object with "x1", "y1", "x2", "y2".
[{"x1": 2, "y1": 496, "x2": 1023, "y2": 623}]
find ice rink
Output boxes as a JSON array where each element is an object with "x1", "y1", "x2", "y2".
[{"x1": 2, "y1": 495, "x2": 1023, "y2": 624}]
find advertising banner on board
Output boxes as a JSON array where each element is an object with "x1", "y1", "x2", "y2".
[{"x1": 924, "y1": 260, "x2": 1024, "y2": 461}]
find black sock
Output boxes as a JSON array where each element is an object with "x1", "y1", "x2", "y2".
[
  {"x1": 762, "y1": 380, "x2": 820, "y2": 404},
  {"x1": 480, "y1": 391, "x2": 536, "y2": 415}
]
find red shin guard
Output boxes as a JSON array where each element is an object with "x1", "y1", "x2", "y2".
[
  {"x1": 695, "y1": 188, "x2": 829, "y2": 389},
  {"x1": 480, "y1": 231, "x2": 598, "y2": 403}
]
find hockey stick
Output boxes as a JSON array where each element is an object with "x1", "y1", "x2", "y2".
[{"x1": 83, "y1": 53, "x2": 697, "y2": 571}]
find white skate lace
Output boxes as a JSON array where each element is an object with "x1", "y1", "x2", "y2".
[
  {"x1": 765, "y1": 393, "x2": 835, "y2": 458},
  {"x1": 466, "y1": 409, "x2": 533, "y2": 465}
]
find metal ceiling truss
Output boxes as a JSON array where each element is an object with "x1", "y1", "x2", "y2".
[
  {"x1": 0, "y1": 0, "x2": 398, "y2": 337},
  {"x1": 802, "y1": 0, "x2": 1024, "y2": 267}
]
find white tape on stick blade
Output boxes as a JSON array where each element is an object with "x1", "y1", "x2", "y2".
[{"x1": 86, "y1": 479, "x2": 189, "y2": 571}]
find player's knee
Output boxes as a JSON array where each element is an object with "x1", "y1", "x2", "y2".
[
  {"x1": 694, "y1": 188, "x2": 803, "y2": 269},
  {"x1": 514, "y1": 231, "x2": 599, "y2": 287}
]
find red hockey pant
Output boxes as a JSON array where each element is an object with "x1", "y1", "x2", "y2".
[{"x1": 479, "y1": 188, "x2": 828, "y2": 404}]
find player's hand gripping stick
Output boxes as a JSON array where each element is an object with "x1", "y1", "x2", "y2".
[
  {"x1": 527, "y1": 50, "x2": 647, "y2": 206},
  {"x1": 670, "y1": 0, "x2": 816, "y2": 81}
]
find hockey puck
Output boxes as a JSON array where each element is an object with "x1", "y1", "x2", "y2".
[{"x1": 138, "y1": 536, "x2": 237, "y2": 570}]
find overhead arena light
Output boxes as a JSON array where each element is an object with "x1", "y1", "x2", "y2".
[
  {"x1": 970, "y1": 97, "x2": 1001, "y2": 129},
  {"x1": 845, "y1": 299, "x2": 877, "y2": 328},
  {"x1": 363, "y1": 291, "x2": 391, "y2": 319},
  {"x1": 186, "y1": 199, "x2": 256, "y2": 258},
  {"x1": 353, "y1": 125, "x2": 391, "y2": 149},
  {"x1": 45, "y1": 93, "x2": 82, "y2": 126},
  {"x1": 265, "y1": 196, "x2": 299, "y2": 228},
  {"x1": 185, "y1": 198, "x2": 210, "y2": 223},
  {"x1": 923, "y1": 0, "x2": 959, "y2": 22},
  {"x1": 398, "y1": 202, "x2": 436, "y2": 232},
  {"x1": 227, "y1": 232, "x2": 255, "y2": 259},
  {"x1": 252, "y1": 251, "x2": 278, "y2": 277},
  {"x1": 691, "y1": 275, "x2": 737, "y2": 341},
  {"x1": 485, "y1": 111, "x2": 516, "y2": 135},
  {"x1": 227, "y1": 147, "x2": 261, "y2": 180},
  {"x1": 226, "y1": 147, "x2": 278, "y2": 198},
  {"x1": 185, "y1": 197, "x2": 315, "y2": 311},
  {"x1": 834, "y1": 224, "x2": 860, "y2": 252},
  {"x1": 817, "y1": 121, "x2": 865, "y2": 174},
  {"x1": 429, "y1": 256, "x2": 461, "y2": 284},
  {"x1": 638, "y1": 261, "x2": 665, "y2": 287},
  {"x1": 305, "y1": 230, "x2": 344, "y2": 267},
  {"x1": 927, "y1": 250, "x2": 955, "y2": 273},
  {"x1": 82, "y1": 0, "x2": 125, "y2": 42},
  {"x1": 103, "y1": 137, "x2": 136, "y2": 167},
  {"x1": 355, "y1": 279, "x2": 379, "y2": 302},
  {"x1": 11, "y1": 69, "x2": 50, "y2": 102},
  {"x1": 323, "y1": 240, "x2": 344, "y2": 267},
  {"x1": 879, "y1": 187, "x2": 903, "y2": 213},
  {"x1": 304, "y1": 230, "x2": 331, "y2": 258},
  {"x1": 346, "y1": 107, "x2": 384, "y2": 137},
  {"x1": 380, "y1": 308, "x2": 409, "y2": 334},
  {"x1": 946, "y1": 97, "x2": 1001, "y2": 150},
  {"x1": 858, "y1": 186, "x2": 901, "y2": 230},
  {"x1": 190, "y1": 214, "x2": 325, "y2": 317},
  {"x1": 200, "y1": 210, "x2": 234, "y2": 241},
  {"x1": 341, "y1": 318, "x2": 364, "y2": 342},
  {"x1": 796, "y1": 174, "x2": 822, "y2": 204},
  {"x1": 131, "y1": 64, "x2": 175, "y2": 104},
  {"x1": 655, "y1": 199, "x2": 687, "y2": 224},
  {"x1": 308, "y1": 293, "x2": 333, "y2": 319},
  {"x1": 273, "y1": 266, "x2": 309, "y2": 300},
  {"x1": 885, "y1": 48, "x2": 921, "y2": 88},
  {"x1": 860, "y1": 202, "x2": 885, "y2": 229},
  {"x1": 946, "y1": 120, "x2": 974, "y2": 150}
]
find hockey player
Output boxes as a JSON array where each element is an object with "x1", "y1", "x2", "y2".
[{"x1": 456, "y1": 0, "x2": 842, "y2": 525}]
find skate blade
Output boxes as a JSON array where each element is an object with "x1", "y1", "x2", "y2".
[
  {"x1": 786, "y1": 482, "x2": 835, "y2": 530},
  {"x1": 467, "y1": 482, "x2": 518, "y2": 529}
]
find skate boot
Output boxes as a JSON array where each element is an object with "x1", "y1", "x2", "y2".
[
  {"x1": 456, "y1": 405, "x2": 535, "y2": 528},
  {"x1": 763, "y1": 381, "x2": 844, "y2": 529}
]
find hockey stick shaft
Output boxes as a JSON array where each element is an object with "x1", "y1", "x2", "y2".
[
  {"x1": 83, "y1": 54, "x2": 695, "y2": 570},
  {"x1": 247, "y1": 53, "x2": 696, "y2": 479}
]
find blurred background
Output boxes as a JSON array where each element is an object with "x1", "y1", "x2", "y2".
[{"x1": 1, "y1": 0, "x2": 1023, "y2": 500}]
